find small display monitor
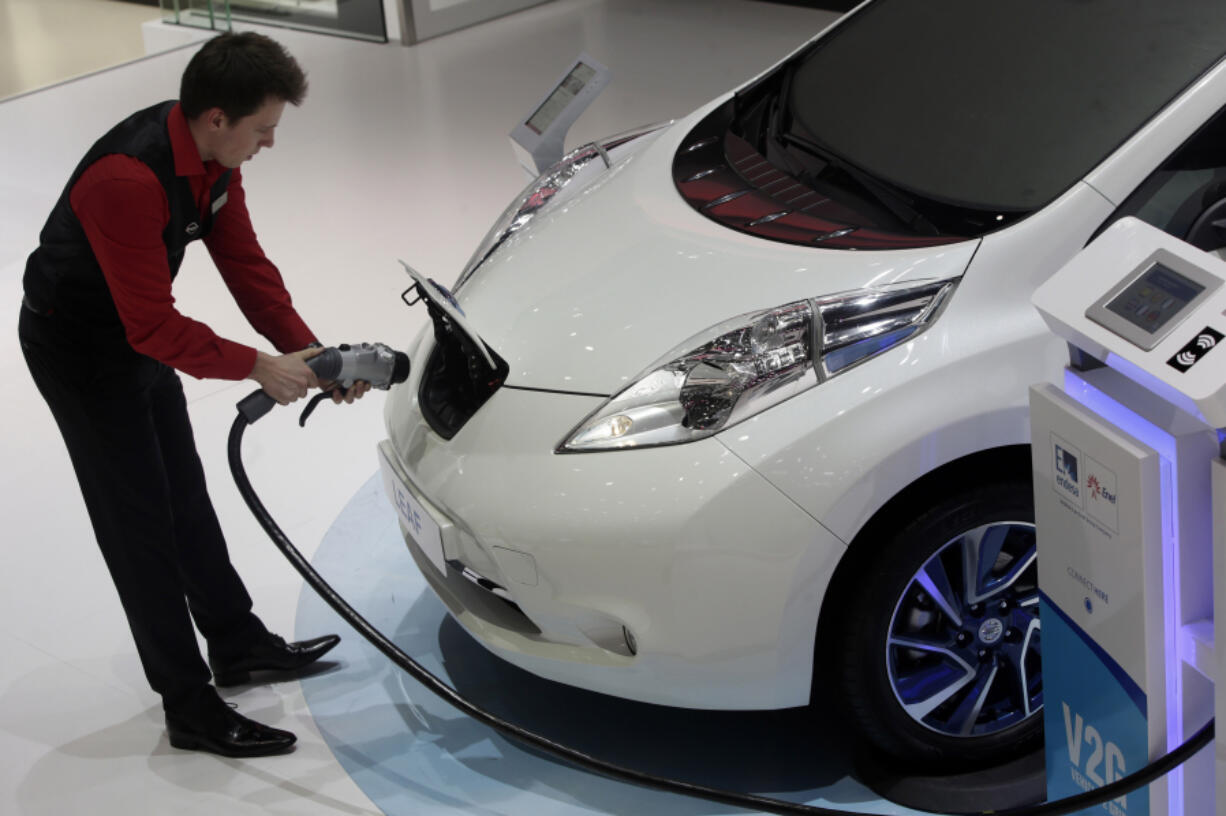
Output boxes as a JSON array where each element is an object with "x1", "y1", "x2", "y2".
[
  {"x1": 526, "y1": 62, "x2": 598, "y2": 135},
  {"x1": 1104, "y1": 262, "x2": 1204, "y2": 335},
  {"x1": 510, "y1": 52, "x2": 610, "y2": 175},
  {"x1": 1085, "y1": 248, "x2": 1222, "y2": 351}
]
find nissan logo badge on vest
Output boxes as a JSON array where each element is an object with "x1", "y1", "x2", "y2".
[{"x1": 185, "y1": 222, "x2": 200, "y2": 236}]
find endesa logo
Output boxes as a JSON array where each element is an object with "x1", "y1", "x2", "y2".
[{"x1": 1054, "y1": 439, "x2": 1081, "y2": 501}]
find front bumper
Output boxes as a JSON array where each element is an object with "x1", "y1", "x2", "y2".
[{"x1": 381, "y1": 375, "x2": 847, "y2": 710}]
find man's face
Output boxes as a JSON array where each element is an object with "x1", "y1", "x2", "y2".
[{"x1": 211, "y1": 97, "x2": 286, "y2": 168}]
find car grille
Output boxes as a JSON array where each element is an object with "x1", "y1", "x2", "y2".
[
  {"x1": 401, "y1": 528, "x2": 541, "y2": 636},
  {"x1": 458, "y1": 563, "x2": 517, "y2": 605}
]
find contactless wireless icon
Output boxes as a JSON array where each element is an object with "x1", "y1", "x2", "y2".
[{"x1": 1168, "y1": 326, "x2": 1224, "y2": 373}]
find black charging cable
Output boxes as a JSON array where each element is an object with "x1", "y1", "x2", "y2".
[{"x1": 228, "y1": 401, "x2": 1214, "y2": 816}]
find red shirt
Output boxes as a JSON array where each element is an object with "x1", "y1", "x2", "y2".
[{"x1": 69, "y1": 103, "x2": 316, "y2": 380}]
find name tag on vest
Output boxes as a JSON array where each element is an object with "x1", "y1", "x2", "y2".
[{"x1": 211, "y1": 191, "x2": 229, "y2": 214}]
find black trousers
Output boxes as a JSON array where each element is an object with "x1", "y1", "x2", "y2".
[{"x1": 19, "y1": 304, "x2": 267, "y2": 714}]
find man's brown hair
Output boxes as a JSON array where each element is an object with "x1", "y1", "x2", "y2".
[{"x1": 180, "y1": 32, "x2": 307, "y2": 120}]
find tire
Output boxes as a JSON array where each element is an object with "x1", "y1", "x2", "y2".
[{"x1": 834, "y1": 481, "x2": 1041, "y2": 769}]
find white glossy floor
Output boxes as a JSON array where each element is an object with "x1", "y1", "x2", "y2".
[{"x1": 0, "y1": 2, "x2": 935, "y2": 813}]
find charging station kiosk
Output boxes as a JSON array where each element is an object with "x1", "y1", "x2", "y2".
[{"x1": 1031, "y1": 216, "x2": 1224, "y2": 815}]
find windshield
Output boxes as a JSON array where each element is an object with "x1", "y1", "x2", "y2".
[{"x1": 769, "y1": 0, "x2": 1226, "y2": 223}]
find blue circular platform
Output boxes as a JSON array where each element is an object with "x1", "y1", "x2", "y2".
[{"x1": 295, "y1": 474, "x2": 924, "y2": 815}]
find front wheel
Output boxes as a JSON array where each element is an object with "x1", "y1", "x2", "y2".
[{"x1": 834, "y1": 482, "x2": 1041, "y2": 769}]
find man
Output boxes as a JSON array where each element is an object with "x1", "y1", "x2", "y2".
[{"x1": 18, "y1": 32, "x2": 365, "y2": 758}]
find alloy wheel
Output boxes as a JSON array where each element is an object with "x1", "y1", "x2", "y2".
[{"x1": 885, "y1": 520, "x2": 1041, "y2": 738}]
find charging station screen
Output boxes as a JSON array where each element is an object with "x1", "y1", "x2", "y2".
[
  {"x1": 1105, "y1": 262, "x2": 1204, "y2": 335},
  {"x1": 526, "y1": 62, "x2": 597, "y2": 135}
]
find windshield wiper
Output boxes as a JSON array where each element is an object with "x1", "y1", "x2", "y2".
[
  {"x1": 747, "y1": 57, "x2": 942, "y2": 236},
  {"x1": 780, "y1": 131, "x2": 940, "y2": 236}
]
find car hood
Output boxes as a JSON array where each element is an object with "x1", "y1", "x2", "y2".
[{"x1": 450, "y1": 97, "x2": 980, "y2": 396}]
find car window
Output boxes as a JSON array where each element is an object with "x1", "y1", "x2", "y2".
[
  {"x1": 786, "y1": 0, "x2": 1226, "y2": 215},
  {"x1": 1098, "y1": 107, "x2": 1226, "y2": 253}
]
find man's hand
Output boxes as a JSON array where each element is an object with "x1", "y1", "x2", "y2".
[
  {"x1": 319, "y1": 379, "x2": 372, "y2": 404},
  {"x1": 249, "y1": 348, "x2": 322, "y2": 405}
]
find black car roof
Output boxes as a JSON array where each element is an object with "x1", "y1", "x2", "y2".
[{"x1": 789, "y1": 0, "x2": 1226, "y2": 213}]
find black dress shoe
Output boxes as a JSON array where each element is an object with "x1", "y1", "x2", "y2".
[
  {"x1": 166, "y1": 705, "x2": 296, "y2": 758},
  {"x1": 210, "y1": 632, "x2": 341, "y2": 687}
]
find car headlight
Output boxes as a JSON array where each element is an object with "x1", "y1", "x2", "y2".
[{"x1": 559, "y1": 279, "x2": 955, "y2": 451}]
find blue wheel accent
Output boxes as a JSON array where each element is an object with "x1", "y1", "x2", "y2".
[{"x1": 886, "y1": 521, "x2": 1041, "y2": 739}]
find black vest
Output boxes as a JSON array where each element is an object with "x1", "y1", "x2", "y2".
[{"x1": 23, "y1": 100, "x2": 231, "y2": 344}]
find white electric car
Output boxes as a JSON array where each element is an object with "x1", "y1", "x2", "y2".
[{"x1": 380, "y1": 0, "x2": 1226, "y2": 768}]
